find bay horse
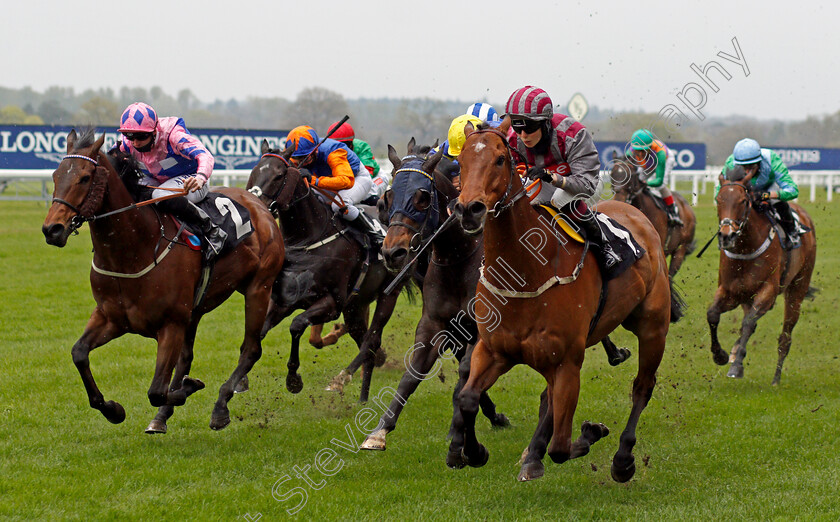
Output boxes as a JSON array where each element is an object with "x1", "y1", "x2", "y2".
[
  {"x1": 360, "y1": 142, "x2": 510, "y2": 451},
  {"x1": 41, "y1": 129, "x2": 284, "y2": 432},
  {"x1": 707, "y1": 165, "x2": 817, "y2": 383},
  {"x1": 450, "y1": 119, "x2": 679, "y2": 482},
  {"x1": 610, "y1": 154, "x2": 697, "y2": 278},
  {"x1": 247, "y1": 142, "x2": 406, "y2": 403}
]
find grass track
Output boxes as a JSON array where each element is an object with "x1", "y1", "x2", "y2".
[{"x1": 1, "y1": 194, "x2": 839, "y2": 520}]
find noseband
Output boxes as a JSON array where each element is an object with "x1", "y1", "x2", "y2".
[{"x1": 717, "y1": 182, "x2": 752, "y2": 238}]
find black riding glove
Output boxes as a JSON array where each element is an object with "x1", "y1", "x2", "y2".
[
  {"x1": 298, "y1": 168, "x2": 313, "y2": 182},
  {"x1": 527, "y1": 167, "x2": 553, "y2": 183}
]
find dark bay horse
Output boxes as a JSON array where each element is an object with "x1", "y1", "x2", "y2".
[
  {"x1": 450, "y1": 120, "x2": 679, "y2": 482},
  {"x1": 708, "y1": 166, "x2": 817, "y2": 383},
  {"x1": 360, "y1": 142, "x2": 510, "y2": 451},
  {"x1": 247, "y1": 142, "x2": 405, "y2": 402},
  {"x1": 610, "y1": 155, "x2": 697, "y2": 278},
  {"x1": 42, "y1": 129, "x2": 284, "y2": 432}
]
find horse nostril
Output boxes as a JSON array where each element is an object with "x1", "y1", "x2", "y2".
[
  {"x1": 453, "y1": 202, "x2": 465, "y2": 218},
  {"x1": 383, "y1": 247, "x2": 408, "y2": 268},
  {"x1": 43, "y1": 223, "x2": 63, "y2": 240},
  {"x1": 467, "y1": 201, "x2": 487, "y2": 220}
]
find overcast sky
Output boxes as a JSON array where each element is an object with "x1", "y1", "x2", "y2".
[{"x1": 2, "y1": 0, "x2": 836, "y2": 121}]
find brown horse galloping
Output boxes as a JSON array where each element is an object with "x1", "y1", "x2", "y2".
[
  {"x1": 610, "y1": 155, "x2": 697, "y2": 278},
  {"x1": 450, "y1": 120, "x2": 679, "y2": 482},
  {"x1": 707, "y1": 166, "x2": 817, "y2": 383},
  {"x1": 42, "y1": 129, "x2": 284, "y2": 432}
]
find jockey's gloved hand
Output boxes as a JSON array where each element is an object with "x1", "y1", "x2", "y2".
[
  {"x1": 526, "y1": 167, "x2": 553, "y2": 183},
  {"x1": 298, "y1": 168, "x2": 313, "y2": 181},
  {"x1": 757, "y1": 191, "x2": 772, "y2": 202}
]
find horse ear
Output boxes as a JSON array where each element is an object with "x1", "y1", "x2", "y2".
[
  {"x1": 718, "y1": 173, "x2": 726, "y2": 185},
  {"x1": 387, "y1": 144, "x2": 401, "y2": 170},
  {"x1": 93, "y1": 133, "x2": 106, "y2": 156},
  {"x1": 611, "y1": 151, "x2": 617, "y2": 160},
  {"x1": 261, "y1": 139, "x2": 270, "y2": 155},
  {"x1": 464, "y1": 122, "x2": 475, "y2": 137},
  {"x1": 407, "y1": 137, "x2": 416, "y2": 155},
  {"x1": 282, "y1": 146, "x2": 294, "y2": 160},
  {"x1": 431, "y1": 138, "x2": 439, "y2": 149},
  {"x1": 66, "y1": 129, "x2": 77, "y2": 152},
  {"x1": 423, "y1": 146, "x2": 444, "y2": 174},
  {"x1": 498, "y1": 115, "x2": 511, "y2": 134},
  {"x1": 742, "y1": 169, "x2": 756, "y2": 184}
]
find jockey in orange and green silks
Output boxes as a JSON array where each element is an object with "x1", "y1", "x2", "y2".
[{"x1": 629, "y1": 129, "x2": 683, "y2": 226}]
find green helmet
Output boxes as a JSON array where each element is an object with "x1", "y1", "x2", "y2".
[{"x1": 630, "y1": 129, "x2": 654, "y2": 150}]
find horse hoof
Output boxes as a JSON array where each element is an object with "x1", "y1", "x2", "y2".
[
  {"x1": 446, "y1": 449, "x2": 467, "y2": 469},
  {"x1": 517, "y1": 447, "x2": 530, "y2": 466},
  {"x1": 582, "y1": 421, "x2": 610, "y2": 442},
  {"x1": 712, "y1": 349, "x2": 729, "y2": 366},
  {"x1": 611, "y1": 455, "x2": 636, "y2": 483},
  {"x1": 325, "y1": 370, "x2": 351, "y2": 392},
  {"x1": 491, "y1": 413, "x2": 511, "y2": 428},
  {"x1": 462, "y1": 444, "x2": 489, "y2": 468},
  {"x1": 374, "y1": 348, "x2": 387, "y2": 368},
  {"x1": 182, "y1": 376, "x2": 206, "y2": 396},
  {"x1": 518, "y1": 460, "x2": 545, "y2": 481},
  {"x1": 102, "y1": 401, "x2": 126, "y2": 424},
  {"x1": 360, "y1": 429, "x2": 387, "y2": 451},
  {"x1": 727, "y1": 365, "x2": 744, "y2": 378},
  {"x1": 309, "y1": 339, "x2": 324, "y2": 349},
  {"x1": 233, "y1": 375, "x2": 249, "y2": 394},
  {"x1": 210, "y1": 414, "x2": 231, "y2": 431},
  {"x1": 609, "y1": 348, "x2": 632, "y2": 366},
  {"x1": 145, "y1": 419, "x2": 167, "y2": 434},
  {"x1": 286, "y1": 373, "x2": 304, "y2": 394}
]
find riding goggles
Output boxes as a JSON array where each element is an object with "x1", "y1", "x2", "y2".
[{"x1": 510, "y1": 118, "x2": 542, "y2": 134}]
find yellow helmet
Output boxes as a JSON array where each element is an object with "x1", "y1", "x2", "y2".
[{"x1": 447, "y1": 114, "x2": 483, "y2": 158}]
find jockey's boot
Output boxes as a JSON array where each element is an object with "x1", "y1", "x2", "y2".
[
  {"x1": 349, "y1": 210, "x2": 386, "y2": 248},
  {"x1": 666, "y1": 203, "x2": 684, "y2": 226},
  {"x1": 159, "y1": 197, "x2": 228, "y2": 261},
  {"x1": 774, "y1": 201, "x2": 800, "y2": 249},
  {"x1": 577, "y1": 209, "x2": 622, "y2": 269}
]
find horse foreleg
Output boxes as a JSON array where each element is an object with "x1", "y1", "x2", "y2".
[
  {"x1": 361, "y1": 318, "x2": 444, "y2": 451},
  {"x1": 210, "y1": 282, "x2": 273, "y2": 430},
  {"x1": 148, "y1": 323, "x2": 186, "y2": 408},
  {"x1": 707, "y1": 288, "x2": 738, "y2": 366},
  {"x1": 728, "y1": 286, "x2": 775, "y2": 379},
  {"x1": 611, "y1": 328, "x2": 665, "y2": 483},
  {"x1": 518, "y1": 387, "x2": 552, "y2": 482},
  {"x1": 602, "y1": 336, "x2": 631, "y2": 366},
  {"x1": 449, "y1": 340, "x2": 512, "y2": 470},
  {"x1": 308, "y1": 324, "x2": 326, "y2": 348},
  {"x1": 546, "y1": 358, "x2": 583, "y2": 465},
  {"x1": 147, "y1": 319, "x2": 205, "y2": 434},
  {"x1": 357, "y1": 293, "x2": 399, "y2": 403},
  {"x1": 668, "y1": 244, "x2": 688, "y2": 279},
  {"x1": 287, "y1": 297, "x2": 340, "y2": 394},
  {"x1": 72, "y1": 309, "x2": 126, "y2": 424},
  {"x1": 773, "y1": 280, "x2": 809, "y2": 385}
]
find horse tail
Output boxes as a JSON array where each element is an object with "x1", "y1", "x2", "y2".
[
  {"x1": 684, "y1": 238, "x2": 697, "y2": 256},
  {"x1": 669, "y1": 278, "x2": 687, "y2": 323},
  {"x1": 805, "y1": 286, "x2": 820, "y2": 301}
]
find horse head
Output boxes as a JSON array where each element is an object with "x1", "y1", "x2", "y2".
[
  {"x1": 453, "y1": 117, "x2": 517, "y2": 234},
  {"x1": 609, "y1": 153, "x2": 644, "y2": 204},
  {"x1": 381, "y1": 140, "x2": 445, "y2": 271},
  {"x1": 42, "y1": 129, "x2": 108, "y2": 247},
  {"x1": 247, "y1": 141, "x2": 303, "y2": 213},
  {"x1": 716, "y1": 164, "x2": 758, "y2": 249}
]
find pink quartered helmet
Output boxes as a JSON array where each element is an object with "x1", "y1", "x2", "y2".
[
  {"x1": 119, "y1": 102, "x2": 158, "y2": 133},
  {"x1": 505, "y1": 86, "x2": 554, "y2": 120}
]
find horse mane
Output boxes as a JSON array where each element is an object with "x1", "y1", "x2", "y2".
[
  {"x1": 105, "y1": 149, "x2": 147, "y2": 201},
  {"x1": 71, "y1": 127, "x2": 98, "y2": 151},
  {"x1": 723, "y1": 164, "x2": 748, "y2": 181}
]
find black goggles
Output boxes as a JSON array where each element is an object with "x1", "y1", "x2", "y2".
[
  {"x1": 510, "y1": 118, "x2": 542, "y2": 134},
  {"x1": 122, "y1": 132, "x2": 153, "y2": 141}
]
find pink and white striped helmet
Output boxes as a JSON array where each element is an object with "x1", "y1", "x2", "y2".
[
  {"x1": 118, "y1": 102, "x2": 158, "y2": 133},
  {"x1": 505, "y1": 86, "x2": 553, "y2": 121}
]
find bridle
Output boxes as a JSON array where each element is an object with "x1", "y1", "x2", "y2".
[
  {"x1": 717, "y1": 181, "x2": 753, "y2": 239},
  {"x1": 612, "y1": 161, "x2": 645, "y2": 206},
  {"x1": 467, "y1": 128, "x2": 526, "y2": 217},
  {"x1": 387, "y1": 157, "x2": 441, "y2": 252},
  {"x1": 51, "y1": 154, "x2": 107, "y2": 234},
  {"x1": 249, "y1": 152, "x2": 311, "y2": 215}
]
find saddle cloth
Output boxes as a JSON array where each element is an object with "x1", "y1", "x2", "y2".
[{"x1": 190, "y1": 193, "x2": 254, "y2": 253}]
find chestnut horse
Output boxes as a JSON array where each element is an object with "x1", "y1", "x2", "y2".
[
  {"x1": 708, "y1": 165, "x2": 817, "y2": 383},
  {"x1": 450, "y1": 120, "x2": 678, "y2": 482},
  {"x1": 360, "y1": 143, "x2": 510, "y2": 451},
  {"x1": 247, "y1": 142, "x2": 405, "y2": 402},
  {"x1": 610, "y1": 155, "x2": 696, "y2": 278},
  {"x1": 42, "y1": 129, "x2": 284, "y2": 432}
]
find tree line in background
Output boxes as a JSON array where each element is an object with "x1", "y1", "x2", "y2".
[{"x1": 2, "y1": 85, "x2": 839, "y2": 164}]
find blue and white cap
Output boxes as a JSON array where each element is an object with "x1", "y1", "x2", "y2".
[{"x1": 465, "y1": 103, "x2": 501, "y2": 123}]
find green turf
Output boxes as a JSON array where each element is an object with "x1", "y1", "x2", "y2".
[{"x1": 1, "y1": 194, "x2": 839, "y2": 520}]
